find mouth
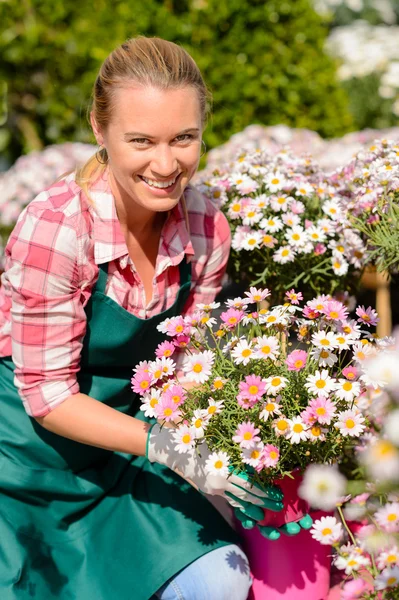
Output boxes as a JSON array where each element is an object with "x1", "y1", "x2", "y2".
[{"x1": 139, "y1": 173, "x2": 182, "y2": 191}]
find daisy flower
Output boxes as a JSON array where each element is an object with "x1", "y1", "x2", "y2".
[
  {"x1": 335, "y1": 410, "x2": 366, "y2": 437},
  {"x1": 242, "y1": 442, "x2": 264, "y2": 468},
  {"x1": 310, "y1": 516, "x2": 343, "y2": 545},
  {"x1": 163, "y1": 384, "x2": 187, "y2": 407},
  {"x1": 273, "y1": 246, "x2": 296, "y2": 264},
  {"x1": 334, "y1": 334, "x2": 354, "y2": 352},
  {"x1": 254, "y1": 335, "x2": 280, "y2": 360},
  {"x1": 205, "y1": 451, "x2": 230, "y2": 477},
  {"x1": 282, "y1": 211, "x2": 300, "y2": 227},
  {"x1": 260, "y1": 215, "x2": 284, "y2": 233},
  {"x1": 172, "y1": 424, "x2": 196, "y2": 453},
  {"x1": 356, "y1": 305, "x2": 379, "y2": 327},
  {"x1": 305, "y1": 370, "x2": 336, "y2": 397},
  {"x1": 375, "y1": 566, "x2": 399, "y2": 591},
  {"x1": 331, "y1": 255, "x2": 349, "y2": 276},
  {"x1": 311, "y1": 330, "x2": 339, "y2": 349},
  {"x1": 140, "y1": 389, "x2": 162, "y2": 418},
  {"x1": 265, "y1": 171, "x2": 287, "y2": 192},
  {"x1": 182, "y1": 350, "x2": 215, "y2": 384},
  {"x1": 261, "y1": 233, "x2": 277, "y2": 248},
  {"x1": 322, "y1": 199, "x2": 342, "y2": 219},
  {"x1": 231, "y1": 339, "x2": 255, "y2": 365},
  {"x1": 375, "y1": 503, "x2": 399, "y2": 533},
  {"x1": 308, "y1": 424, "x2": 327, "y2": 442},
  {"x1": 242, "y1": 205, "x2": 262, "y2": 226},
  {"x1": 232, "y1": 421, "x2": 261, "y2": 449},
  {"x1": 286, "y1": 417, "x2": 309, "y2": 444},
  {"x1": 334, "y1": 554, "x2": 370, "y2": 575},
  {"x1": 265, "y1": 375, "x2": 288, "y2": 396},
  {"x1": 341, "y1": 319, "x2": 362, "y2": 339},
  {"x1": 377, "y1": 546, "x2": 399, "y2": 570},
  {"x1": 299, "y1": 464, "x2": 347, "y2": 511},
  {"x1": 272, "y1": 416, "x2": 290, "y2": 437},
  {"x1": 196, "y1": 301, "x2": 220, "y2": 312},
  {"x1": 220, "y1": 307, "x2": 245, "y2": 328},
  {"x1": 241, "y1": 231, "x2": 263, "y2": 250},
  {"x1": 259, "y1": 399, "x2": 282, "y2": 421},
  {"x1": 307, "y1": 294, "x2": 330, "y2": 313},
  {"x1": 342, "y1": 366, "x2": 359, "y2": 382},
  {"x1": 211, "y1": 377, "x2": 227, "y2": 392},
  {"x1": 335, "y1": 379, "x2": 361, "y2": 403},
  {"x1": 261, "y1": 444, "x2": 280, "y2": 468},
  {"x1": 285, "y1": 225, "x2": 308, "y2": 248},
  {"x1": 352, "y1": 341, "x2": 375, "y2": 364},
  {"x1": 270, "y1": 194, "x2": 291, "y2": 212},
  {"x1": 191, "y1": 409, "x2": 209, "y2": 439},
  {"x1": 308, "y1": 396, "x2": 337, "y2": 425},
  {"x1": 131, "y1": 371, "x2": 154, "y2": 395},
  {"x1": 311, "y1": 347, "x2": 338, "y2": 368},
  {"x1": 173, "y1": 334, "x2": 190, "y2": 349},
  {"x1": 148, "y1": 357, "x2": 176, "y2": 381},
  {"x1": 307, "y1": 226, "x2": 326, "y2": 243},
  {"x1": 244, "y1": 286, "x2": 271, "y2": 303},
  {"x1": 206, "y1": 397, "x2": 224, "y2": 416},
  {"x1": 155, "y1": 340, "x2": 176, "y2": 359},
  {"x1": 164, "y1": 316, "x2": 189, "y2": 337},
  {"x1": 155, "y1": 396, "x2": 181, "y2": 423},
  {"x1": 260, "y1": 308, "x2": 290, "y2": 327},
  {"x1": 225, "y1": 297, "x2": 248, "y2": 310},
  {"x1": 239, "y1": 375, "x2": 266, "y2": 401},
  {"x1": 285, "y1": 349, "x2": 308, "y2": 371},
  {"x1": 285, "y1": 289, "x2": 303, "y2": 305},
  {"x1": 322, "y1": 300, "x2": 348, "y2": 322}
]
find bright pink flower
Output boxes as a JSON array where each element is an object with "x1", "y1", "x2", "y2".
[
  {"x1": 285, "y1": 349, "x2": 308, "y2": 371},
  {"x1": 154, "y1": 395, "x2": 181, "y2": 422},
  {"x1": 239, "y1": 375, "x2": 266, "y2": 400},
  {"x1": 232, "y1": 421, "x2": 260, "y2": 449},
  {"x1": 322, "y1": 299, "x2": 348, "y2": 322},
  {"x1": 131, "y1": 372, "x2": 154, "y2": 395},
  {"x1": 300, "y1": 405, "x2": 317, "y2": 426},
  {"x1": 303, "y1": 306, "x2": 320, "y2": 319},
  {"x1": 163, "y1": 384, "x2": 187, "y2": 407},
  {"x1": 308, "y1": 396, "x2": 336, "y2": 425},
  {"x1": 155, "y1": 341, "x2": 176, "y2": 359},
  {"x1": 342, "y1": 366, "x2": 359, "y2": 380},
  {"x1": 237, "y1": 395, "x2": 259, "y2": 409},
  {"x1": 356, "y1": 305, "x2": 379, "y2": 327},
  {"x1": 220, "y1": 308, "x2": 245, "y2": 328},
  {"x1": 165, "y1": 316, "x2": 189, "y2": 337},
  {"x1": 341, "y1": 578, "x2": 368, "y2": 600},
  {"x1": 173, "y1": 334, "x2": 190, "y2": 348},
  {"x1": 261, "y1": 444, "x2": 280, "y2": 468},
  {"x1": 285, "y1": 289, "x2": 303, "y2": 305},
  {"x1": 314, "y1": 243, "x2": 327, "y2": 256}
]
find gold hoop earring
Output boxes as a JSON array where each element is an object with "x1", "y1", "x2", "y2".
[
  {"x1": 200, "y1": 140, "x2": 207, "y2": 158},
  {"x1": 96, "y1": 146, "x2": 108, "y2": 165}
]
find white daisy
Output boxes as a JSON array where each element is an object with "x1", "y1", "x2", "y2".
[
  {"x1": 352, "y1": 341, "x2": 376, "y2": 364},
  {"x1": 260, "y1": 215, "x2": 284, "y2": 233},
  {"x1": 265, "y1": 375, "x2": 288, "y2": 396},
  {"x1": 299, "y1": 464, "x2": 347, "y2": 511},
  {"x1": 241, "y1": 442, "x2": 264, "y2": 467},
  {"x1": 310, "y1": 516, "x2": 343, "y2": 545},
  {"x1": 286, "y1": 417, "x2": 309, "y2": 444},
  {"x1": 206, "y1": 397, "x2": 225, "y2": 417},
  {"x1": 305, "y1": 370, "x2": 336, "y2": 397},
  {"x1": 375, "y1": 566, "x2": 399, "y2": 591},
  {"x1": 227, "y1": 200, "x2": 244, "y2": 220},
  {"x1": 265, "y1": 171, "x2": 287, "y2": 192},
  {"x1": 334, "y1": 553, "x2": 370, "y2": 575},
  {"x1": 242, "y1": 205, "x2": 263, "y2": 226},
  {"x1": 172, "y1": 425, "x2": 196, "y2": 454},
  {"x1": 331, "y1": 254, "x2": 349, "y2": 276},
  {"x1": 231, "y1": 339, "x2": 255, "y2": 365},
  {"x1": 335, "y1": 410, "x2": 366, "y2": 437},
  {"x1": 259, "y1": 399, "x2": 282, "y2": 421},
  {"x1": 285, "y1": 225, "x2": 308, "y2": 248},
  {"x1": 322, "y1": 199, "x2": 342, "y2": 220},
  {"x1": 335, "y1": 379, "x2": 362, "y2": 403},
  {"x1": 196, "y1": 301, "x2": 220, "y2": 312},
  {"x1": 377, "y1": 546, "x2": 399, "y2": 570},
  {"x1": 191, "y1": 409, "x2": 209, "y2": 439},
  {"x1": 311, "y1": 330, "x2": 339, "y2": 349},
  {"x1": 375, "y1": 503, "x2": 399, "y2": 533},
  {"x1": 140, "y1": 389, "x2": 162, "y2": 418},
  {"x1": 334, "y1": 333, "x2": 354, "y2": 352},
  {"x1": 259, "y1": 307, "x2": 290, "y2": 327},
  {"x1": 282, "y1": 212, "x2": 300, "y2": 227},
  {"x1": 295, "y1": 181, "x2": 314, "y2": 196},
  {"x1": 270, "y1": 194, "x2": 291, "y2": 212},
  {"x1": 272, "y1": 416, "x2": 291, "y2": 437},
  {"x1": 240, "y1": 231, "x2": 263, "y2": 250},
  {"x1": 341, "y1": 319, "x2": 362, "y2": 339},
  {"x1": 311, "y1": 347, "x2": 338, "y2": 368},
  {"x1": 182, "y1": 350, "x2": 215, "y2": 384},
  {"x1": 205, "y1": 451, "x2": 230, "y2": 477},
  {"x1": 307, "y1": 226, "x2": 326, "y2": 243},
  {"x1": 254, "y1": 335, "x2": 280, "y2": 360},
  {"x1": 273, "y1": 246, "x2": 296, "y2": 264}
]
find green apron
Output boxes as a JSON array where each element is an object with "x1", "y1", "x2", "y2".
[{"x1": 0, "y1": 258, "x2": 238, "y2": 600}]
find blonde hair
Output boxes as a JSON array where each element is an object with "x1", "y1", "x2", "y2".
[{"x1": 76, "y1": 37, "x2": 211, "y2": 197}]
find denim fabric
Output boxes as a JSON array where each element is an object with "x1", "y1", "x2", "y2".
[{"x1": 154, "y1": 544, "x2": 252, "y2": 600}]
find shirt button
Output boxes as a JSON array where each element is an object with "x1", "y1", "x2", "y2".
[{"x1": 140, "y1": 309, "x2": 145, "y2": 318}]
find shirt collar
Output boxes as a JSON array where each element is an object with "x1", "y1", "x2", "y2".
[{"x1": 86, "y1": 169, "x2": 194, "y2": 267}]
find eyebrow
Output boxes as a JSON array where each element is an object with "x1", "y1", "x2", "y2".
[{"x1": 123, "y1": 128, "x2": 200, "y2": 139}]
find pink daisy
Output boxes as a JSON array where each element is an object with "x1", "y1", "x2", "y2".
[
  {"x1": 131, "y1": 371, "x2": 154, "y2": 395},
  {"x1": 342, "y1": 365, "x2": 359, "y2": 380},
  {"x1": 232, "y1": 421, "x2": 261, "y2": 449},
  {"x1": 154, "y1": 395, "x2": 181, "y2": 422},
  {"x1": 356, "y1": 305, "x2": 379, "y2": 327},
  {"x1": 322, "y1": 299, "x2": 348, "y2": 322},
  {"x1": 155, "y1": 340, "x2": 176, "y2": 359},
  {"x1": 285, "y1": 349, "x2": 308, "y2": 371},
  {"x1": 165, "y1": 316, "x2": 189, "y2": 337},
  {"x1": 314, "y1": 243, "x2": 327, "y2": 256},
  {"x1": 236, "y1": 395, "x2": 259, "y2": 410},
  {"x1": 239, "y1": 375, "x2": 266, "y2": 401},
  {"x1": 308, "y1": 396, "x2": 337, "y2": 425},
  {"x1": 163, "y1": 384, "x2": 187, "y2": 407},
  {"x1": 244, "y1": 287, "x2": 271, "y2": 303},
  {"x1": 307, "y1": 294, "x2": 331, "y2": 313},
  {"x1": 261, "y1": 444, "x2": 280, "y2": 468},
  {"x1": 303, "y1": 306, "x2": 320, "y2": 320},
  {"x1": 285, "y1": 289, "x2": 303, "y2": 305},
  {"x1": 220, "y1": 308, "x2": 245, "y2": 328},
  {"x1": 173, "y1": 334, "x2": 190, "y2": 349}
]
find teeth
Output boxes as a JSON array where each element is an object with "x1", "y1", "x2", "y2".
[{"x1": 142, "y1": 175, "x2": 178, "y2": 188}]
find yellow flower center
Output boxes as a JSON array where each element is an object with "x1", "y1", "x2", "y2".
[
  {"x1": 164, "y1": 408, "x2": 173, "y2": 416},
  {"x1": 140, "y1": 380, "x2": 150, "y2": 389},
  {"x1": 321, "y1": 339, "x2": 330, "y2": 346},
  {"x1": 387, "y1": 577, "x2": 397, "y2": 586},
  {"x1": 333, "y1": 262, "x2": 341, "y2": 269},
  {"x1": 316, "y1": 407, "x2": 326, "y2": 415},
  {"x1": 176, "y1": 325, "x2": 184, "y2": 333},
  {"x1": 387, "y1": 555, "x2": 397, "y2": 563},
  {"x1": 164, "y1": 349, "x2": 172, "y2": 357},
  {"x1": 154, "y1": 369, "x2": 162, "y2": 378},
  {"x1": 267, "y1": 316, "x2": 277, "y2": 323},
  {"x1": 387, "y1": 513, "x2": 397, "y2": 522},
  {"x1": 357, "y1": 351, "x2": 365, "y2": 360},
  {"x1": 249, "y1": 385, "x2": 259, "y2": 395},
  {"x1": 262, "y1": 345, "x2": 271, "y2": 355},
  {"x1": 277, "y1": 197, "x2": 285, "y2": 204},
  {"x1": 270, "y1": 451, "x2": 278, "y2": 459},
  {"x1": 345, "y1": 419, "x2": 355, "y2": 429},
  {"x1": 311, "y1": 426, "x2": 322, "y2": 436},
  {"x1": 329, "y1": 311, "x2": 339, "y2": 319},
  {"x1": 194, "y1": 419, "x2": 202, "y2": 428},
  {"x1": 282, "y1": 249, "x2": 289, "y2": 257},
  {"x1": 292, "y1": 233, "x2": 300, "y2": 241},
  {"x1": 214, "y1": 380, "x2": 223, "y2": 389},
  {"x1": 182, "y1": 434, "x2": 191, "y2": 444},
  {"x1": 193, "y1": 364, "x2": 203, "y2": 373},
  {"x1": 242, "y1": 349, "x2": 252, "y2": 357},
  {"x1": 322, "y1": 528, "x2": 332, "y2": 536},
  {"x1": 316, "y1": 379, "x2": 326, "y2": 389},
  {"x1": 343, "y1": 382, "x2": 352, "y2": 392},
  {"x1": 337, "y1": 245, "x2": 345, "y2": 252},
  {"x1": 150, "y1": 398, "x2": 158, "y2": 408},
  {"x1": 271, "y1": 377, "x2": 281, "y2": 387},
  {"x1": 268, "y1": 219, "x2": 275, "y2": 226},
  {"x1": 294, "y1": 359, "x2": 304, "y2": 367},
  {"x1": 336, "y1": 337, "x2": 345, "y2": 344},
  {"x1": 263, "y1": 235, "x2": 272, "y2": 244},
  {"x1": 266, "y1": 403, "x2": 275, "y2": 412},
  {"x1": 208, "y1": 405, "x2": 217, "y2": 414},
  {"x1": 347, "y1": 560, "x2": 358, "y2": 567},
  {"x1": 214, "y1": 460, "x2": 223, "y2": 469},
  {"x1": 251, "y1": 450, "x2": 261, "y2": 459},
  {"x1": 172, "y1": 395, "x2": 181, "y2": 404},
  {"x1": 277, "y1": 420, "x2": 288, "y2": 431},
  {"x1": 271, "y1": 178, "x2": 280, "y2": 185},
  {"x1": 232, "y1": 203, "x2": 241, "y2": 212},
  {"x1": 320, "y1": 350, "x2": 330, "y2": 359},
  {"x1": 243, "y1": 432, "x2": 253, "y2": 440},
  {"x1": 228, "y1": 317, "x2": 238, "y2": 325},
  {"x1": 293, "y1": 424, "x2": 303, "y2": 433}
]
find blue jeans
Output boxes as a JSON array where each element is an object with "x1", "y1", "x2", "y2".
[{"x1": 154, "y1": 544, "x2": 252, "y2": 600}]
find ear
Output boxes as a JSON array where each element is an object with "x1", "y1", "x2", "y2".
[{"x1": 90, "y1": 112, "x2": 104, "y2": 146}]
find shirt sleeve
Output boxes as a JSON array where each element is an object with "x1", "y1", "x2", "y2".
[
  {"x1": 182, "y1": 202, "x2": 231, "y2": 315},
  {"x1": 5, "y1": 202, "x2": 88, "y2": 417}
]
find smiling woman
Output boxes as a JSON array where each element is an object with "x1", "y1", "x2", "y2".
[{"x1": 0, "y1": 37, "x2": 259, "y2": 600}]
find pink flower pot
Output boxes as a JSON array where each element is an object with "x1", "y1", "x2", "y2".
[{"x1": 239, "y1": 472, "x2": 332, "y2": 600}]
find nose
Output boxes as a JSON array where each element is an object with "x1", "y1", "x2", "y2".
[{"x1": 150, "y1": 143, "x2": 178, "y2": 178}]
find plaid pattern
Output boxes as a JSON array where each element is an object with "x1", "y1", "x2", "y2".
[{"x1": 0, "y1": 171, "x2": 230, "y2": 417}]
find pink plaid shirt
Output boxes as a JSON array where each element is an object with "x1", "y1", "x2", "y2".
[{"x1": 0, "y1": 170, "x2": 230, "y2": 417}]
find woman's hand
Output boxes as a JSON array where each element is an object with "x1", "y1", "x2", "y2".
[
  {"x1": 146, "y1": 424, "x2": 284, "y2": 512},
  {"x1": 235, "y1": 507, "x2": 313, "y2": 541}
]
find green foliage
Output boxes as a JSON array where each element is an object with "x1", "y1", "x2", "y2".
[{"x1": 0, "y1": 0, "x2": 352, "y2": 164}]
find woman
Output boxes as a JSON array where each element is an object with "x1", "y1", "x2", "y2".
[{"x1": 0, "y1": 37, "x2": 283, "y2": 600}]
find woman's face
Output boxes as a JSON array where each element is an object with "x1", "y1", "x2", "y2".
[{"x1": 93, "y1": 85, "x2": 203, "y2": 216}]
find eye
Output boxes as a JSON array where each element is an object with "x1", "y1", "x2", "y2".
[
  {"x1": 130, "y1": 138, "x2": 151, "y2": 146},
  {"x1": 174, "y1": 134, "x2": 195, "y2": 143}
]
